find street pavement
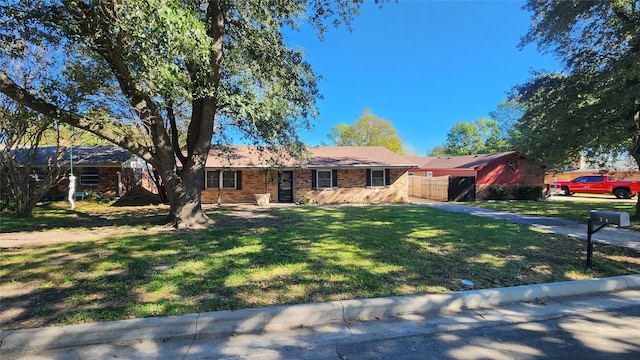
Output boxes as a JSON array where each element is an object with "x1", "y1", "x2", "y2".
[
  {"x1": 2, "y1": 201, "x2": 640, "y2": 359},
  {"x1": 4, "y1": 289, "x2": 640, "y2": 359}
]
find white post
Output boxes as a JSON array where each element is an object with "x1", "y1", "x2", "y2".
[
  {"x1": 117, "y1": 171, "x2": 122, "y2": 197},
  {"x1": 68, "y1": 174, "x2": 76, "y2": 210}
]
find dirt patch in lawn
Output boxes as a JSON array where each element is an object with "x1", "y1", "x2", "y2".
[{"x1": 0, "y1": 203, "x2": 288, "y2": 248}]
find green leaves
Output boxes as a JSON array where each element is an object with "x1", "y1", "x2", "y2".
[
  {"x1": 326, "y1": 108, "x2": 408, "y2": 155},
  {"x1": 515, "y1": 0, "x2": 640, "y2": 171},
  {"x1": 428, "y1": 116, "x2": 513, "y2": 156},
  {"x1": 1, "y1": 0, "x2": 378, "y2": 225}
]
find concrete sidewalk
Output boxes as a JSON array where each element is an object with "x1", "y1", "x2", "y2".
[
  {"x1": 409, "y1": 197, "x2": 640, "y2": 251},
  {"x1": 2, "y1": 275, "x2": 640, "y2": 359}
]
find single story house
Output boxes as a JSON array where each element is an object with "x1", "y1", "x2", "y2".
[
  {"x1": 201, "y1": 145, "x2": 416, "y2": 204},
  {"x1": 406, "y1": 151, "x2": 544, "y2": 200},
  {"x1": 33, "y1": 146, "x2": 156, "y2": 199}
]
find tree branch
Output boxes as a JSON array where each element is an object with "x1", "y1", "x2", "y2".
[
  {"x1": 167, "y1": 103, "x2": 187, "y2": 165},
  {"x1": 0, "y1": 70, "x2": 154, "y2": 163},
  {"x1": 63, "y1": 0, "x2": 172, "y2": 162}
]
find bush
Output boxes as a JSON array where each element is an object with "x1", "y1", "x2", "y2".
[
  {"x1": 487, "y1": 186, "x2": 509, "y2": 200},
  {"x1": 486, "y1": 185, "x2": 544, "y2": 201},
  {"x1": 511, "y1": 185, "x2": 544, "y2": 200},
  {"x1": 84, "y1": 190, "x2": 116, "y2": 204},
  {"x1": 299, "y1": 198, "x2": 316, "y2": 206}
]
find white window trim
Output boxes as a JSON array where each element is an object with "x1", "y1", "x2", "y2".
[
  {"x1": 316, "y1": 169, "x2": 333, "y2": 189},
  {"x1": 206, "y1": 170, "x2": 237, "y2": 189}
]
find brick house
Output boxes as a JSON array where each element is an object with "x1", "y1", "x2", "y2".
[
  {"x1": 35, "y1": 146, "x2": 156, "y2": 199},
  {"x1": 201, "y1": 145, "x2": 415, "y2": 204},
  {"x1": 406, "y1": 151, "x2": 544, "y2": 200}
]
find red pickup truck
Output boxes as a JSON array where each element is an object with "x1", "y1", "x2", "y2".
[{"x1": 549, "y1": 175, "x2": 640, "y2": 199}]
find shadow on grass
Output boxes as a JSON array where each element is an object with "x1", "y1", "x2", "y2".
[
  {"x1": 0, "y1": 202, "x2": 170, "y2": 233},
  {"x1": 2, "y1": 205, "x2": 640, "y2": 332}
]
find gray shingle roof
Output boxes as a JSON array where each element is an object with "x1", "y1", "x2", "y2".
[{"x1": 14, "y1": 145, "x2": 133, "y2": 166}]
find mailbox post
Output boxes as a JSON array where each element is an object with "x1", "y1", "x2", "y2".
[{"x1": 587, "y1": 210, "x2": 630, "y2": 269}]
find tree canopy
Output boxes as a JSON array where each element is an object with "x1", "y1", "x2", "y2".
[
  {"x1": 0, "y1": 0, "x2": 379, "y2": 227},
  {"x1": 513, "y1": 0, "x2": 640, "y2": 215},
  {"x1": 0, "y1": 46, "x2": 70, "y2": 216},
  {"x1": 427, "y1": 116, "x2": 514, "y2": 156},
  {"x1": 326, "y1": 108, "x2": 408, "y2": 155}
]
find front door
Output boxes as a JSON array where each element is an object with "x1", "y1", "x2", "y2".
[{"x1": 278, "y1": 171, "x2": 293, "y2": 203}]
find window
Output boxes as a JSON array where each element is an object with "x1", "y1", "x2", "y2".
[
  {"x1": 311, "y1": 169, "x2": 338, "y2": 189},
  {"x1": 206, "y1": 171, "x2": 220, "y2": 188},
  {"x1": 80, "y1": 167, "x2": 99, "y2": 185},
  {"x1": 371, "y1": 170, "x2": 385, "y2": 187},
  {"x1": 222, "y1": 171, "x2": 236, "y2": 188},
  {"x1": 29, "y1": 167, "x2": 46, "y2": 184},
  {"x1": 366, "y1": 168, "x2": 391, "y2": 187},
  {"x1": 206, "y1": 170, "x2": 238, "y2": 189},
  {"x1": 576, "y1": 176, "x2": 603, "y2": 183},
  {"x1": 317, "y1": 170, "x2": 332, "y2": 188}
]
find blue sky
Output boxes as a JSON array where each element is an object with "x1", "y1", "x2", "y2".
[{"x1": 286, "y1": 0, "x2": 561, "y2": 154}]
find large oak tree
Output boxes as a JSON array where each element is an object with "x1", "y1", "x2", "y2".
[
  {"x1": 513, "y1": 0, "x2": 640, "y2": 215},
  {"x1": 0, "y1": 0, "x2": 377, "y2": 228}
]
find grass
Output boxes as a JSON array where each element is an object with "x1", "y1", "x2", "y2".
[
  {"x1": 464, "y1": 196, "x2": 640, "y2": 229},
  {"x1": 0, "y1": 201, "x2": 169, "y2": 232},
  {"x1": 1, "y1": 202, "x2": 639, "y2": 330}
]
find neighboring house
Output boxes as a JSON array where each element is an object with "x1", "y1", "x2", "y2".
[
  {"x1": 545, "y1": 157, "x2": 640, "y2": 184},
  {"x1": 34, "y1": 146, "x2": 156, "y2": 199},
  {"x1": 201, "y1": 145, "x2": 416, "y2": 204},
  {"x1": 406, "y1": 151, "x2": 544, "y2": 201}
]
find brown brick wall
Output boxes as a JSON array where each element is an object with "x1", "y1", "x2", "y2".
[
  {"x1": 202, "y1": 169, "x2": 278, "y2": 204},
  {"x1": 201, "y1": 167, "x2": 410, "y2": 204},
  {"x1": 297, "y1": 168, "x2": 409, "y2": 204}
]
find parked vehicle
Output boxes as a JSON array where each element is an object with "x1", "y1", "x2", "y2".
[{"x1": 549, "y1": 175, "x2": 640, "y2": 199}]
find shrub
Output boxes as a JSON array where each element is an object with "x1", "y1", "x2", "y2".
[
  {"x1": 84, "y1": 190, "x2": 116, "y2": 204},
  {"x1": 487, "y1": 186, "x2": 509, "y2": 200},
  {"x1": 299, "y1": 198, "x2": 316, "y2": 206},
  {"x1": 512, "y1": 185, "x2": 544, "y2": 200}
]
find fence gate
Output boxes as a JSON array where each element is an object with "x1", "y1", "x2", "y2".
[{"x1": 448, "y1": 176, "x2": 476, "y2": 202}]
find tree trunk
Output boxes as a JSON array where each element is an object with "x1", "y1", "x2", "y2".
[
  {"x1": 629, "y1": 149, "x2": 640, "y2": 220},
  {"x1": 162, "y1": 157, "x2": 210, "y2": 228},
  {"x1": 15, "y1": 187, "x2": 33, "y2": 218},
  {"x1": 158, "y1": 1, "x2": 224, "y2": 229}
]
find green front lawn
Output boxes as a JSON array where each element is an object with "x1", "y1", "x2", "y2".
[
  {"x1": 2, "y1": 204, "x2": 639, "y2": 330},
  {"x1": 466, "y1": 198, "x2": 639, "y2": 228}
]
